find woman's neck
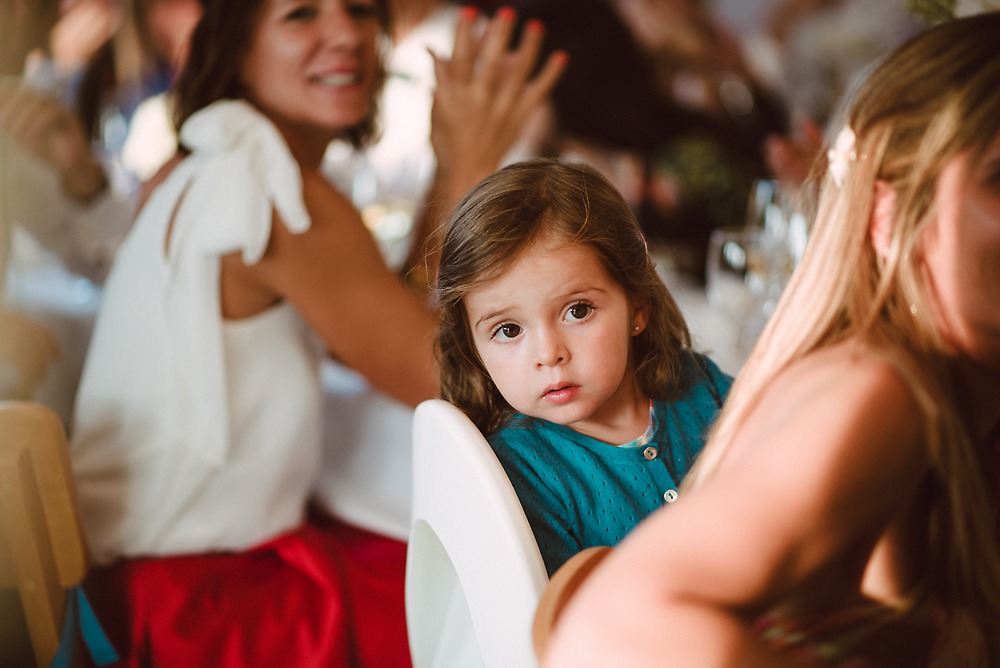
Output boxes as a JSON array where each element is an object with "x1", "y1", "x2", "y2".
[{"x1": 273, "y1": 122, "x2": 335, "y2": 170}]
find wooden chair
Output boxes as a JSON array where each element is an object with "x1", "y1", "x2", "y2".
[
  {"x1": 531, "y1": 545, "x2": 613, "y2": 663},
  {"x1": 0, "y1": 400, "x2": 87, "y2": 666}
]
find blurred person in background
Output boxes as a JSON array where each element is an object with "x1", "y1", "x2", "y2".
[
  {"x1": 762, "y1": 0, "x2": 922, "y2": 193},
  {"x1": 514, "y1": 0, "x2": 787, "y2": 280},
  {"x1": 0, "y1": 0, "x2": 201, "y2": 284},
  {"x1": 69, "y1": 0, "x2": 563, "y2": 665},
  {"x1": 0, "y1": 0, "x2": 62, "y2": 402}
]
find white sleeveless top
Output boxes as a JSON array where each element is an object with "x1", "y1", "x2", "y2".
[{"x1": 71, "y1": 101, "x2": 323, "y2": 564}]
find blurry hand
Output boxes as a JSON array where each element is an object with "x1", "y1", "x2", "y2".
[
  {"x1": 0, "y1": 82, "x2": 107, "y2": 200},
  {"x1": 429, "y1": 6, "x2": 567, "y2": 188},
  {"x1": 403, "y1": 6, "x2": 567, "y2": 286},
  {"x1": 49, "y1": 0, "x2": 122, "y2": 76}
]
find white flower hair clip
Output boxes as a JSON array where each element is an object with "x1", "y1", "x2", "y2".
[{"x1": 827, "y1": 126, "x2": 857, "y2": 188}]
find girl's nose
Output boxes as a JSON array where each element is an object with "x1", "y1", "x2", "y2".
[{"x1": 534, "y1": 327, "x2": 568, "y2": 368}]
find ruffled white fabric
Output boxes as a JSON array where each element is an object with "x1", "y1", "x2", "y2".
[
  {"x1": 160, "y1": 100, "x2": 310, "y2": 465},
  {"x1": 72, "y1": 100, "x2": 323, "y2": 561}
]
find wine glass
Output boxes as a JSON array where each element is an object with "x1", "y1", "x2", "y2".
[
  {"x1": 325, "y1": 150, "x2": 429, "y2": 272},
  {"x1": 706, "y1": 226, "x2": 770, "y2": 357},
  {"x1": 745, "y1": 178, "x2": 810, "y2": 277}
]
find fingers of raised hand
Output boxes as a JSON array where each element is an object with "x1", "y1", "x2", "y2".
[
  {"x1": 504, "y1": 17, "x2": 544, "y2": 75},
  {"x1": 492, "y1": 20, "x2": 566, "y2": 127},
  {"x1": 442, "y1": 10, "x2": 565, "y2": 118},
  {"x1": 512, "y1": 48, "x2": 567, "y2": 118},
  {"x1": 0, "y1": 88, "x2": 52, "y2": 142},
  {"x1": 473, "y1": 6, "x2": 518, "y2": 91},
  {"x1": 0, "y1": 87, "x2": 84, "y2": 162},
  {"x1": 448, "y1": 5, "x2": 483, "y2": 84}
]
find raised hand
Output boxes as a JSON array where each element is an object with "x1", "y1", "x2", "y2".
[
  {"x1": 407, "y1": 6, "x2": 567, "y2": 286},
  {"x1": 49, "y1": 0, "x2": 123, "y2": 77},
  {"x1": 430, "y1": 5, "x2": 566, "y2": 188},
  {"x1": 0, "y1": 82, "x2": 107, "y2": 200}
]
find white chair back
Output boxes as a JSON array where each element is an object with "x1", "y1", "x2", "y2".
[{"x1": 406, "y1": 399, "x2": 548, "y2": 668}]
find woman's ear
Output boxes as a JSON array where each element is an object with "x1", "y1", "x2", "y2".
[
  {"x1": 870, "y1": 179, "x2": 897, "y2": 260},
  {"x1": 631, "y1": 296, "x2": 650, "y2": 336}
]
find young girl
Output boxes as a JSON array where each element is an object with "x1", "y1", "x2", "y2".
[
  {"x1": 545, "y1": 11, "x2": 1000, "y2": 666},
  {"x1": 434, "y1": 158, "x2": 732, "y2": 576}
]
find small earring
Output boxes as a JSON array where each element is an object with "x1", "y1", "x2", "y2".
[{"x1": 633, "y1": 324, "x2": 640, "y2": 332}]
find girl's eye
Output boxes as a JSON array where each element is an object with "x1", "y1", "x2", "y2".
[
  {"x1": 492, "y1": 323, "x2": 522, "y2": 342},
  {"x1": 565, "y1": 302, "x2": 594, "y2": 322}
]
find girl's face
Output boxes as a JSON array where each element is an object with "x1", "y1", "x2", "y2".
[
  {"x1": 920, "y1": 129, "x2": 1000, "y2": 375},
  {"x1": 463, "y1": 234, "x2": 649, "y2": 441},
  {"x1": 241, "y1": 0, "x2": 380, "y2": 154}
]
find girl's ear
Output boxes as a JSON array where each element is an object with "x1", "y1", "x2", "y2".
[
  {"x1": 870, "y1": 179, "x2": 897, "y2": 260},
  {"x1": 631, "y1": 296, "x2": 650, "y2": 336}
]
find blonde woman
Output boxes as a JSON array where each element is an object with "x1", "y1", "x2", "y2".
[{"x1": 545, "y1": 11, "x2": 1000, "y2": 666}]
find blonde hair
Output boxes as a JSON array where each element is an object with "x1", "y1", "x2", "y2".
[
  {"x1": 435, "y1": 158, "x2": 692, "y2": 435},
  {"x1": 688, "y1": 11, "x2": 1000, "y2": 624}
]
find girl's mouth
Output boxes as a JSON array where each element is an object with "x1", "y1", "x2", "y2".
[{"x1": 543, "y1": 384, "x2": 579, "y2": 403}]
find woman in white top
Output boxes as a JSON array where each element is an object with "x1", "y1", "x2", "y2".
[{"x1": 70, "y1": 0, "x2": 564, "y2": 665}]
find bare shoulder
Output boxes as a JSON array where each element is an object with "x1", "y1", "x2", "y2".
[
  {"x1": 298, "y1": 167, "x2": 359, "y2": 220},
  {"x1": 261, "y1": 166, "x2": 386, "y2": 273},
  {"x1": 721, "y1": 341, "x2": 930, "y2": 518},
  {"x1": 754, "y1": 342, "x2": 923, "y2": 445},
  {"x1": 701, "y1": 342, "x2": 932, "y2": 598}
]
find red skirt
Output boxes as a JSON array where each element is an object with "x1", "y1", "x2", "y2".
[{"x1": 83, "y1": 514, "x2": 411, "y2": 667}]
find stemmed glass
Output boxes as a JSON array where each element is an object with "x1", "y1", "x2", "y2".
[
  {"x1": 706, "y1": 227, "x2": 769, "y2": 357},
  {"x1": 706, "y1": 179, "x2": 809, "y2": 357},
  {"x1": 326, "y1": 150, "x2": 431, "y2": 272}
]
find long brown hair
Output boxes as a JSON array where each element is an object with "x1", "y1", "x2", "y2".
[
  {"x1": 172, "y1": 0, "x2": 389, "y2": 147},
  {"x1": 435, "y1": 158, "x2": 692, "y2": 435},
  {"x1": 688, "y1": 11, "x2": 1000, "y2": 627}
]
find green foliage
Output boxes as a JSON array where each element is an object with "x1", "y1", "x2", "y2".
[{"x1": 905, "y1": 0, "x2": 956, "y2": 23}]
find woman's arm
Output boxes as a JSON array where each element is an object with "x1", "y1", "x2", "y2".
[
  {"x1": 403, "y1": 6, "x2": 567, "y2": 287},
  {"x1": 223, "y1": 168, "x2": 439, "y2": 408},
  {"x1": 544, "y1": 348, "x2": 929, "y2": 667}
]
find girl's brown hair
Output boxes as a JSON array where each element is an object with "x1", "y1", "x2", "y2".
[{"x1": 435, "y1": 158, "x2": 692, "y2": 435}]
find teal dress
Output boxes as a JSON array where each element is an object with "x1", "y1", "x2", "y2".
[{"x1": 488, "y1": 352, "x2": 732, "y2": 576}]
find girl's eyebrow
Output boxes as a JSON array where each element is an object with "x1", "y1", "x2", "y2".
[
  {"x1": 555, "y1": 285, "x2": 610, "y2": 302},
  {"x1": 473, "y1": 307, "x2": 509, "y2": 329}
]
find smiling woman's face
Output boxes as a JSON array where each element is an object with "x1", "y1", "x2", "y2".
[
  {"x1": 240, "y1": 0, "x2": 381, "y2": 146},
  {"x1": 920, "y1": 129, "x2": 1000, "y2": 374}
]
